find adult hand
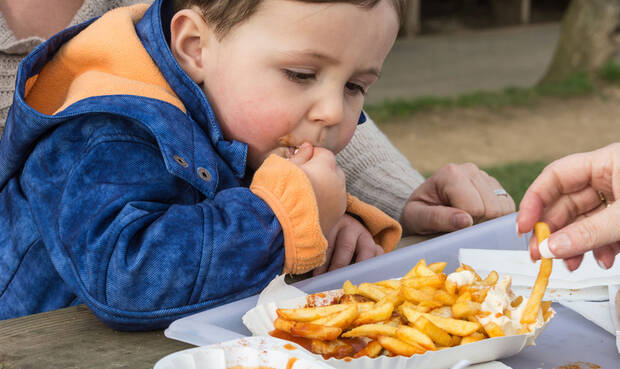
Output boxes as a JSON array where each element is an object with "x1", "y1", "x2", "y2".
[
  {"x1": 517, "y1": 144, "x2": 620, "y2": 271},
  {"x1": 290, "y1": 143, "x2": 347, "y2": 235},
  {"x1": 313, "y1": 214, "x2": 384, "y2": 276},
  {"x1": 401, "y1": 163, "x2": 515, "y2": 236}
]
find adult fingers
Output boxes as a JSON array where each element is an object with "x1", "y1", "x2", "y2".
[
  {"x1": 518, "y1": 146, "x2": 618, "y2": 234},
  {"x1": 543, "y1": 203, "x2": 620, "y2": 259},
  {"x1": 402, "y1": 200, "x2": 473, "y2": 235},
  {"x1": 563, "y1": 254, "x2": 584, "y2": 272},
  {"x1": 465, "y1": 168, "x2": 515, "y2": 222},
  {"x1": 593, "y1": 242, "x2": 620, "y2": 269},
  {"x1": 536, "y1": 186, "x2": 601, "y2": 233}
]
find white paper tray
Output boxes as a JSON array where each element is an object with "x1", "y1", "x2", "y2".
[{"x1": 164, "y1": 213, "x2": 618, "y2": 368}]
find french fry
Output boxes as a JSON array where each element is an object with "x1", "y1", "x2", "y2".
[
  {"x1": 511, "y1": 296, "x2": 524, "y2": 308},
  {"x1": 377, "y1": 289, "x2": 404, "y2": 306},
  {"x1": 401, "y1": 286, "x2": 434, "y2": 304},
  {"x1": 542, "y1": 300, "x2": 553, "y2": 322},
  {"x1": 413, "y1": 316, "x2": 453, "y2": 347},
  {"x1": 396, "y1": 325, "x2": 436, "y2": 350},
  {"x1": 403, "y1": 259, "x2": 427, "y2": 279},
  {"x1": 428, "y1": 261, "x2": 447, "y2": 273},
  {"x1": 451, "y1": 300, "x2": 481, "y2": 318},
  {"x1": 311, "y1": 303, "x2": 358, "y2": 328},
  {"x1": 353, "y1": 340, "x2": 383, "y2": 358},
  {"x1": 357, "y1": 282, "x2": 386, "y2": 301},
  {"x1": 277, "y1": 304, "x2": 348, "y2": 322},
  {"x1": 273, "y1": 317, "x2": 342, "y2": 340},
  {"x1": 482, "y1": 271, "x2": 499, "y2": 286},
  {"x1": 429, "y1": 306, "x2": 453, "y2": 318},
  {"x1": 414, "y1": 262, "x2": 436, "y2": 277},
  {"x1": 342, "y1": 280, "x2": 358, "y2": 295},
  {"x1": 521, "y1": 222, "x2": 553, "y2": 324},
  {"x1": 374, "y1": 279, "x2": 401, "y2": 290},
  {"x1": 460, "y1": 332, "x2": 486, "y2": 345},
  {"x1": 445, "y1": 279, "x2": 457, "y2": 295},
  {"x1": 482, "y1": 322, "x2": 505, "y2": 337},
  {"x1": 402, "y1": 274, "x2": 446, "y2": 289},
  {"x1": 310, "y1": 339, "x2": 354, "y2": 358},
  {"x1": 420, "y1": 312, "x2": 481, "y2": 336},
  {"x1": 433, "y1": 290, "x2": 457, "y2": 306},
  {"x1": 353, "y1": 302, "x2": 394, "y2": 326},
  {"x1": 341, "y1": 323, "x2": 397, "y2": 339},
  {"x1": 377, "y1": 335, "x2": 425, "y2": 357}
]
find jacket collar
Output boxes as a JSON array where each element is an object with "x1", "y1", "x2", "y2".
[{"x1": 135, "y1": 0, "x2": 247, "y2": 178}]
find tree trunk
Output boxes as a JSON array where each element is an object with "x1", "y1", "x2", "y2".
[{"x1": 539, "y1": 0, "x2": 620, "y2": 85}]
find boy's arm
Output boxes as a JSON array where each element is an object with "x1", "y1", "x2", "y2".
[{"x1": 23, "y1": 123, "x2": 322, "y2": 330}]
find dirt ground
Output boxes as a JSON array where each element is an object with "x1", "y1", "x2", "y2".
[{"x1": 380, "y1": 86, "x2": 620, "y2": 173}]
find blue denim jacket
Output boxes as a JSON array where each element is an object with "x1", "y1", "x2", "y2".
[{"x1": 0, "y1": 0, "x2": 285, "y2": 330}]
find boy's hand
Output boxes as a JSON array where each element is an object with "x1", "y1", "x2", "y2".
[
  {"x1": 313, "y1": 214, "x2": 384, "y2": 276},
  {"x1": 290, "y1": 143, "x2": 347, "y2": 235}
]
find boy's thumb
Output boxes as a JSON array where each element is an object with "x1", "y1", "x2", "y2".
[{"x1": 288, "y1": 142, "x2": 313, "y2": 165}]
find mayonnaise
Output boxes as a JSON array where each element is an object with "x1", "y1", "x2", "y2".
[{"x1": 446, "y1": 270, "x2": 476, "y2": 287}]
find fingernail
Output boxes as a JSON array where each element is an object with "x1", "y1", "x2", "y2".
[
  {"x1": 597, "y1": 258, "x2": 609, "y2": 270},
  {"x1": 562, "y1": 259, "x2": 573, "y2": 272},
  {"x1": 452, "y1": 213, "x2": 473, "y2": 229},
  {"x1": 538, "y1": 239, "x2": 556, "y2": 258},
  {"x1": 515, "y1": 222, "x2": 522, "y2": 238},
  {"x1": 548, "y1": 233, "x2": 572, "y2": 255}
]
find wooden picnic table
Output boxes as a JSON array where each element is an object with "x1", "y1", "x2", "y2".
[{"x1": 0, "y1": 304, "x2": 194, "y2": 368}]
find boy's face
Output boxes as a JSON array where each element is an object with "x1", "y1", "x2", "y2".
[{"x1": 198, "y1": 0, "x2": 399, "y2": 170}]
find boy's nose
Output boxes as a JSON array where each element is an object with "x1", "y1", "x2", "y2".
[{"x1": 308, "y1": 92, "x2": 344, "y2": 127}]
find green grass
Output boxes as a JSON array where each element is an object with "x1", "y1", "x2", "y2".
[
  {"x1": 365, "y1": 72, "x2": 595, "y2": 123},
  {"x1": 600, "y1": 61, "x2": 620, "y2": 85},
  {"x1": 482, "y1": 160, "x2": 549, "y2": 206}
]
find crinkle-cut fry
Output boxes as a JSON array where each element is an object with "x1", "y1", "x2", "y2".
[
  {"x1": 377, "y1": 335, "x2": 425, "y2": 357},
  {"x1": 310, "y1": 339, "x2": 354, "y2": 357},
  {"x1": 522, "y1": 222, "x2": 553, "y2": 324},
  {"x1": 460, "y1": 332, "x2": 486, "y2": 345},
  {"x1": 482, "y1": 271, "x2": 499, "y2": 286},
  {"x1": 353, "y1": 302, "x2": 394, "y2": 326},
  {"x1": 357, "y1": 282, "x2": 386, "y2": 301},
  {"x1": 273, "y1": 317, "x2": 342, "y2": 340},
  {"x1": 402, "y1": 274, "x2": 446, "y2": 289},
  {"x1": 342, "y1": 280, "x2": 358, "y2": 295},
  {"x1": 311, "y1": 303, "x2": 358, "y2": 328},
  {"x1": 341, "y1": 323, "x2": 397, "y2": 339},
  {"x1": 451, "y1": 300, "x2": 481, "y2": 318},
  {"x1": 482, "y1": 322, "x2": 505, "y2": 337},
  {"x1": 374, "y1": 279, "x2": 401, "y2": 290},
  {"x1": 428, "y1": 262, "x2": 447, "y2": 273},
  {"x1": 420, "y1": 312, "x2": 481, "y2": 336},
  {"x1": 396, "y1": 325, "x2": 436, "y2": 350},
  {"x1": 403, "y1": 259, "x2": 427, "y2": 279},
  {"x1": 353, "y1": 340, "x2": 383, "y2": 358},
  {"x1": 277, "y1": 304, "x2": 349, "y2": 322},
  {"x1": 413, "y1": 316, "x2": 453, "y2": 347},
  {"x1": 401, "y1": 286, "x2": 434, "y2": 303}
]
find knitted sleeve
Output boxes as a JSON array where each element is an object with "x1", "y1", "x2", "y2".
[{"x1": 336, "y1": 114, "x2": 425, "y2": 221}]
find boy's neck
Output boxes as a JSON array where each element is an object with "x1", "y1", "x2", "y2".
[{"x1": 0, "y1": 0, "x2": 84, "y2": 40}]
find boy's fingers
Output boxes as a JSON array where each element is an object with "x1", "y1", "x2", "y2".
[{"x1": 288, "y1": 142, "x2": 313, "y2": 165}]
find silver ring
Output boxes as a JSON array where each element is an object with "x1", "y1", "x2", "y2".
[{"x1": 494, "y1": 189, "x2": 509, "y2": 197}]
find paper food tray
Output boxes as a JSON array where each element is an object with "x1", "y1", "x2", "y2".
[{"x1": 242, "y1": 287, "x2": 553, "y2": 369}]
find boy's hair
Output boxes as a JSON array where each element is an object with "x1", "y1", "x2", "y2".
[{"x1": 174, "y1": 0, "x2": 407, "y2": 38}]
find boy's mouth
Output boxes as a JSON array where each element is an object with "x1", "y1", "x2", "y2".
[{"x1": 286, "y1": 145, "x2": 300, "y2": 158}]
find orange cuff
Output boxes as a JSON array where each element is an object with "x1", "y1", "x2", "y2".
[
  {"x1": 346, "y1": 194, "x2": 402, "y2": 253},
  {"x1": 250, "y1": 154, "x2": 327, "y2": 274}
]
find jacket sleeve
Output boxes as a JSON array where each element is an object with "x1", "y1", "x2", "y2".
[
  {"x1": 345, "y1": 194, "x2": 402, "y2": 253},
  {"x1": 21, "y1": 123, "x2": 321, "y2": 330}
]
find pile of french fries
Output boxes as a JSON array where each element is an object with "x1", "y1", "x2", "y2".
[{"x1": 273, "y1": 259, "x2": 553, "y2": 359}]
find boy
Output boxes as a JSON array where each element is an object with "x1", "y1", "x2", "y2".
[{"x1": 0, "y1": 0, "x2": 403, "y2": 330}]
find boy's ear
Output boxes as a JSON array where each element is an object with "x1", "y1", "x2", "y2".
[{"x1": 170, "y1": 8, "x2": 213, "y2": 84}]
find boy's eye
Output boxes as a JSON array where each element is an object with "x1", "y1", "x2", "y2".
[
  {"x1": 284, "y1": 69, "x2": 316, "y2": 82},
  {"x1": 345, "y1": 82, "x2": 367, "y2": 96}
]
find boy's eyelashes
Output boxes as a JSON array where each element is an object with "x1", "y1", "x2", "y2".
[{"x1": 283, "y1": 69, "x2": 368, "y2": 96}]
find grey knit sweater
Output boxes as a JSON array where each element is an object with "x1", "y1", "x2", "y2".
[{"x1": 0, "y1": 0, "x2": 425, "y2": 220}]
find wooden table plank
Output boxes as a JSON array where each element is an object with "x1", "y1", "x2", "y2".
[{"x1": 0, "y1": 305, "x2": 194, "y2": 368}]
